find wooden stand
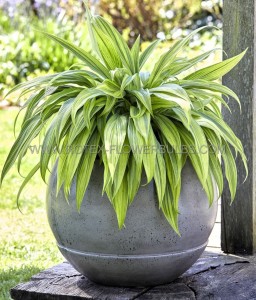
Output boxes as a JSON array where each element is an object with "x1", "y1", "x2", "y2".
[{"x1": 11, "y1": 251, "x2": 256, "y2": 300}]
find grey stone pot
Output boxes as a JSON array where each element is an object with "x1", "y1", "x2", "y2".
[{"x1": 47, "y1": 160, "x2": 218, "y2": 287}]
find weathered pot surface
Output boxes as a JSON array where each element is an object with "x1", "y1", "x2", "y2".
[{"x1": 47, "y1": 160, "x2": 218, "y2": 287}]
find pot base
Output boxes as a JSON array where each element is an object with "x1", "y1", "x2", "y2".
[{"x1": 58, "y1": 242, "x2": 207, "y2": 287}]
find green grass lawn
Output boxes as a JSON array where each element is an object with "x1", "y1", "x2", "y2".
[{"x1": 0, "y1": 109, "x2": 62, "y2": 300}]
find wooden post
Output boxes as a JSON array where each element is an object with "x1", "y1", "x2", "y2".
[{"x1": 221, "y1": 0, "x2": 256, "y2": 254}]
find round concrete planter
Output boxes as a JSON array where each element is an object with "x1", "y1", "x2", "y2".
[{"x1": 47, "y1": 161, "x2": 218, "y2": 287}]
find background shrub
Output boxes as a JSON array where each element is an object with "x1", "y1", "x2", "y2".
[
  {"x1": 0, "y1": 9, "x2": 90, "y2": 103},
  {"x1": 0, "y1": 0, "x2": 222, "y2": 104}
]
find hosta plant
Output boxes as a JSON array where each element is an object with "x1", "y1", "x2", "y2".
[{"x1": 1, "y1": 9, "x2": 247, "y2": 234}]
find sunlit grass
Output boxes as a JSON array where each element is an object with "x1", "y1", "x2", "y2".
[{"x1": 0, "y1": 109, "x2": 62, "y2": 300}]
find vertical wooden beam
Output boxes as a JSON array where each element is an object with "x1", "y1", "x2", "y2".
[{"x1": 222, "y1": 0, "x2": 256, "y2": 254}]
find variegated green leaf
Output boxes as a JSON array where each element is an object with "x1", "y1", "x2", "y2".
[
  {"x1": 129, "y1": 89, "x2": 152, "y2": 114},
  {"x1": 221, "y1": 140, "x2": 237, "y2": 201},
  {"x1": 127, "y1": 118, "x2": 145, "y2": 164},
  {"x1": 63, "y1": 129, "x2": 92, "y2": 198},
  {"x1": 154, "y1": 115, "x2": 181, "y2": 156},
  {"x1": 16, "y1": 163, "x2": 40, "y2": 210},
  {"x1": 38, "y1": 31, "x2": 110, "y2": 79},
  {"x1": 112, "y1": 173, "x2": 129, "y2": 229},
  {"x1": 104, "y1": 114, "x2": 128, "y2": 178},
  {"x1": 185, "y1": 49, "x2": 247, "y2": 81},
  {"x1": 142, "y1": 127, "x2": 157, "y2": 183},
  {"x1": 161, "y1": 48, "x2": 221, "y2": 79},
  {"x1": 147, "y1": 26, "x2": 210, "y2": 87},
  {"x1": 161, "y1": 184, "x2": 180, "y2": 235},
  {"x1": 89, "y1": 12, "x2": 122, "y2": 69},
  {"x1": 154, "y1": 144, "x2": 166, "y2": 205},
  {"x1": 76, "y1": 131, "x2": 100, "y2": 210},
  {"x1": 1, "y1": 115, "x2": 43, "y2": 184},
  {"x1": 130, "y1": 107, "x2": 150, "y2": 140},
  {"x1": 209, "y1": 151, "x2": 223, "y2": 198},
  {"x1": 127, "y1": 155, "x2": 142, "y2": 204},
  {"x1": 97, "y1": 80, "x2": 124, "y2": 98},
  {"x1": 107, "y1": 139, "x2": 130, "y2": 199},
  {"x1": 94, "y1": 16, "x2": 135, "y2": 73},
  {"x1": 131, "y1": 35, "x2": 141, "y2": 73},
  {"x1": 71, "y1": 88, "x2": 104, "y2": 122},
  {"x1": 139, "y1": 40, "x2": 160, "y2": 70},
  {"x1": 180, "y1": 79, "x2": 241, "y2": 108}
]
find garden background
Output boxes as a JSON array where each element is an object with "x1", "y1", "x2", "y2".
[{"x1": 0, "y1": 1, "x2": 222, "y2": 299}]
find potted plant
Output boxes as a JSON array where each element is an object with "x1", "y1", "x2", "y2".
[{"x1": 1, "y1": 9, "x2": 247, "y2": 286}]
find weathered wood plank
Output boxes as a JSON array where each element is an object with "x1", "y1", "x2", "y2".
[
  {"x1": 222, "y1": 0, "x2": 256, "y2": 254},
  {"x1": 136, "y1": 283, "x2": 195, "y2": 300},
  {"x1": 137, "y1": 254, "x2": 252, "y2": 300},
  {"x1": 177, "y1": 258, "x2": 256, "y2": 300},
  {"x1": 10, "y1": 262, "x2": 148, "y2": 300},
  {"x1": 10, "y1": 252, "x2": 251, "y2": 300}
]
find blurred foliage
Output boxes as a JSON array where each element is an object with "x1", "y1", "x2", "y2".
[
  {"x1": 0, "y1": 0, "x2": 222, "y2": 103},
  {"x1": 98, "y1": 0, "x2": 222, "y2": 45},
  {"x1": 0, "y1": 9, "x2": 90, "y2": 103}
]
